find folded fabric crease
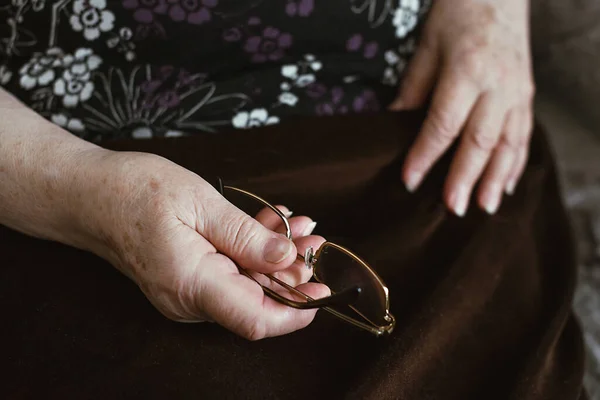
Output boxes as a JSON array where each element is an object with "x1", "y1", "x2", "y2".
[{"x1": 0, "y1": 111, "x2": 585, "y2": 399}]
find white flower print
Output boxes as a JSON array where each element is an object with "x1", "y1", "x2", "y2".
[
  {"x1": 393, "y1": 0, "x2": 420, "y2": 38},
  {"x1": 0, "y1": 65, "x2": 13, "y2": 85},
  {"x1": 18, "y1": 48, "x2": 65, "y2": 90},
  {"x1": 165, "y1": 130, "x2": 184, "y2": 137},
  {"x1": 295, "y1": 74, "x2": 315, "y2": 87},
  {"x1": 33, "y1": 0, "x2": 45, "y2": 11},
  {"x1": 384, "y1": 50, "x2": 400, "y2": 65},
  {"x1": 382, "y1": 67, "x2": 397, "y2": 86},
  {"x1": 281, "y1": 54, "x2": 322, "y2": 85},
  {"x1": 275, "y1": 54, "x2": 323, "y2": 111},
  {"x1": 278, "y1": 92, "x2": 298, "y2": 106},
  {"x1": 106, "y1": 27, "x2": 137, "y2": 62},
  {"x1": 281, "y1": 65, "x2": 298, "y2": 80},
  {"x1": 232, "y1": 108, "x2": 280, "y2": 129},
  {"x1": 53, "y1": 48, "x2": 102, "y2": 108},
  {"x1": 131, "y1": 127, "x2": 184, "y2": 139},
  {"x1": 382, "y1": 49, "x2": 407, "y2": 86},
  {"x1": 69, "y1": 0, "x2": 115, "y2": 41},
  {"x1": 51, "y1": 113, "x2": 85, "y2": 132},
  {"x1": 132, "y1": 127, "x2": 153, "y2": 139},
  {"x1": 381, "y1": 37, "x2": 415, "y2": 86}
]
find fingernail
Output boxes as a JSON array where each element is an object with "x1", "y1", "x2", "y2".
[
  {"x1": 405, "y1": 171, "x2": 422, "y2": 193},
  {"x1": 303, "y1": 221, "x2": 317, "y2": 236},
  {"x1": 483, "y1": 185, "x2": 502, "y2": 215},
  {"x1": 505, "y1": 180, "x2": 516, "y2": 195},
  {"x1": 283, "y1": 210, "x2": 294, "y2": 218},
  {"x1": 450, "y1": 185, "x2": 469, "y2": 217},
  {"x1": 264, "y1": 237, "x2": 293, "y2": 264}
]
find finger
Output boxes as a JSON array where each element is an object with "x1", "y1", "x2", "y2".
[
  {"x1": 402, "y1": 70, "x2": 480, "y2": 192},
  {"x1": 254, "y1": 205, "x2": 292, "y2": 229},
  {"x1": 268, "y1": 234, "x2": 326, "y2": 287},
  {"x1": 505, "y1": 110, "x2": 533, "y2": 194},
  {"x1": 249, "y1": 233, "x2": 325, "y2": 289},
  {"x1": 506, "y1": 147, "x2": 528, "y2": 195},
  {"x1": 200, "y1": 195, "x2": 297, "y2": 274},
  {"x1": 477, "y1": 141, "x2": 517, "y2": 214},
  {"x1": 389, "y1": 36, "x2": 439, "y2": 110},
  {"x1": 443, "y1": 94, "x2": 507, "y2": 216},
  {"x1": 273, "y1": 216, "x2": 317, "y2": 238},
  {"x1": 254, "y1": 211, "x2": 321, "y2": 287},
  {"x1": 253, "y1": 206, "x2": 317, "y2": 239},
  {"x1": 477, "y1": 109, "x2": 520, "y2": 212},
  {"x1": 199, "y1": 253, "x2": 330, "y2": 340}
]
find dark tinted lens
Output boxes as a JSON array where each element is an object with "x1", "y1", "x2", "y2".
[{"x1": 314, "y1": 243, "x2": 388, "y2": 326}]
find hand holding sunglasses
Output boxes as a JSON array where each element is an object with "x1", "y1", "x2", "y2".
[{"x1": 216, "y1": 178, "x2": 395, "y2": 336}]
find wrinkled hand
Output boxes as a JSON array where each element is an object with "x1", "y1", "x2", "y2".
[
  {"x1": 390, "y1": 0, "x2": 535, "y2": 215},
  {"x1": 78, "y1": 150, "x2": 329, "y2": 340}
]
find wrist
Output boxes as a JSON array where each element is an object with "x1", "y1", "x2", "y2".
[
  {"x1": 63, "y1": 149, "x2": 161, "y2": 271},
  {"x1": 46, "y1": 145, "x2": 115, "y2": 252}
]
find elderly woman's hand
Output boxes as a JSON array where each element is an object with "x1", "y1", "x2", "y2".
[
  {"x1": 75, "y1": 151, "x2": 328, "y2": 340},
  {"x1": 391, "y1": 0, "x2": 535, "y2": 216}
]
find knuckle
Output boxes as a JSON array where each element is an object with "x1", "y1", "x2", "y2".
[
  {"x1": 427, "y1": 109, "x2": 460, "y2": 144},
  {"x1": 229, "y1": 214, "x2": 260, "y2": 255},
  {"x1": 469, "y1": 129, "x2": 498, "y2": 152},
  {"x1": 194, "y1": 193, "x2": 216, "y2": 233},
  {"x1": 498, "y1": 134, "x2": 519, "y2": 150},
  {"x1": 459, "y1": 50, "x2": 486, "y2": 82}
]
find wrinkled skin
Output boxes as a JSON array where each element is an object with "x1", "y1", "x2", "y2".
[
  {"x1": 391, "y1": 0, "x2": 534, "y2": 216},
  {"x1": 77, "y1": 150, "x2": 329, "y2": 341}
]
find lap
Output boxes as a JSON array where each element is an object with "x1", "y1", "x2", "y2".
[{"x1": 0, "y1": 111, "x2": 585, "y2": 399}]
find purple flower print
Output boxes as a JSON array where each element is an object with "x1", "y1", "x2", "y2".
[
  {"x1": 286, "y1": 0, "x2": 314, "y2": 17},
  {"x1": 223, "y1": 27, "x2": 242, "y2": 42},
  {"x1": 315, "y1": 87, "x2": 348, "y2": 116},
  {"x1": 122, "y1": 0, "x2": 165, "y2": 24},
  {"x1": 352, "y1": 89, "x2": 380, "y2": 113},
  {"x1": 157, "y1": 90, "x2": 180, "y2": 107},
  {"x1": 247, "y1": 17, "x2": 261, "y2": 26},
  {"x1": 141, "y1": 66, "x2": 203, "y2": 109},
  {"x1": 123, "y1": 0, "x2": 216, "y2": 25},
  {"x1": 346, "y1": 34, "x2": 379, "y2": 59},
  {"x1": 159, "y1": 0, "x2": 218, "y2": 25},
  {"x1": 244, "y1": 27, "x2": 292, "y2": 63},
  {"x1": 305, "y1": 82, "x2": 327, "y2": 99}
]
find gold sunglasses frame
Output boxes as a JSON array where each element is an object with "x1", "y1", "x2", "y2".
[{"x1": 221, "y1": 184, "x2": 396, "y2": 337}]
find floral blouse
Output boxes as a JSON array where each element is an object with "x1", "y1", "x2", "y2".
[{"x1": 0, "y1": 0, "x2": 430, "y2": 141}]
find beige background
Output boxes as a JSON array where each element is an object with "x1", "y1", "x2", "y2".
[{"x1": 530, "y1": 0, "x2": 600, "y2": 397}]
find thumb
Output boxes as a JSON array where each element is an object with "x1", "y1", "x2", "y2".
[
  {"x1": 389, "y1": 36, "x2": 439, "y2": 111},
  {"x1": 200, "y1": 195, "x2": 297, "y2": 274}
]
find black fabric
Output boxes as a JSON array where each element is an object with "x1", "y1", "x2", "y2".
[
  {"x1": 0, "y1": 111, "x2": 587, "y2": 399},
  {"x1": 0, "y1": 0, "x2": 430, "y2": 140}
]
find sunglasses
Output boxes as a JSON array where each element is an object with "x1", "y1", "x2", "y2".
[{"x1": 215, "y1": 178, "x2": 395, "y2": 336}]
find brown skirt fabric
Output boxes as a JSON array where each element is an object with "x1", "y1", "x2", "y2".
[{"x1": 0, "y1": 111, "x2": 586, "y2": 399}]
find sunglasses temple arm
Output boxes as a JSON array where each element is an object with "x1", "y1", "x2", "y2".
[
  {"x1": 263, "y1": 283, "x2": 390, "y2": 336},
  {"x1": 213, "y1": 177, "x2": 225, "y2": 195},
  {"x1": 262, "y1": 283, "x2": 361, "y2": 310}
]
